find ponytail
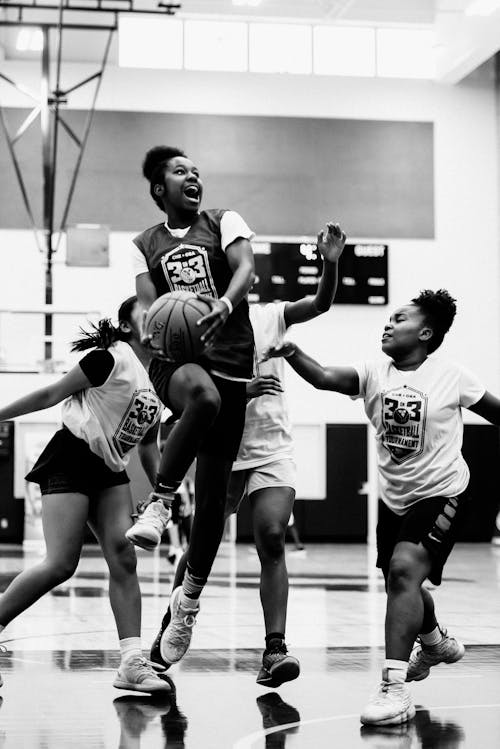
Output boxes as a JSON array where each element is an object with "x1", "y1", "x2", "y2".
[
  {"x1": 71, "y1": 318, "x2": 124, "y2": 352},
  {"x1": 71, "y1": 295, "x2": 138, "y2": 352}
]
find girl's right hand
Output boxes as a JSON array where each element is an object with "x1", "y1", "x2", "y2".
[{"x1": 246, "y1": 374, "x2": 283, "y2": 399}]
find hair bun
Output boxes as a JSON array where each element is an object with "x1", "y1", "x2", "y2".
[{"x1": 142, "y1": 145, "x2": 186, "y2": 181}]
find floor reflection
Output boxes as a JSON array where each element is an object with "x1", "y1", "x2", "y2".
[
  {"x1": 360, "y1": 709, "x2": 465, "y2": 749},
  {"x1": 113, "y1": 680, "x2": 188, "y2": 749},
  {"x1": 255, "y1": 693, "x2": 300, "y2": 749}
]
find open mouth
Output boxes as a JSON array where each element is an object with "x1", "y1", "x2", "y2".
[{"x1": 183, "y1": 184, "x2": 200, "y2": 202}]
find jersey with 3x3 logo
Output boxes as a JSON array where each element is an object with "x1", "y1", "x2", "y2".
[
  {"x1": 113, "y1": 388, "x2": 161, "y2": 457},
  {"x1": 381, "y1": 384, "x2": 427, "y2": 464},
  {"x1": 160, "y1": 243, "x2": 217, "y2": 297}
]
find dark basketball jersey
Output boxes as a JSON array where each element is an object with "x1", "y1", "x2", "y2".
[{"x1": 134, "y1": 209, "x2": 254, "y2": 380}]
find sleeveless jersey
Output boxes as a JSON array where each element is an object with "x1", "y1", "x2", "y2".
[
  {"x1": 133, "y1": 209, "x2": 254, "y2": 381},
  {"x1": 62, "y1": 341, "x2": 162, "y2": 472}
]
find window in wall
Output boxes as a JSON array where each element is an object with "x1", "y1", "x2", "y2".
[
  {"x1": 184, "y1": 20, "x2": 248, "y2": 72},
  {"x1": 376, "y1": 28, "x2": 436, "y2": 79},
  {"x1": 118, "y1": 15, "x2": 183, "y2": 69},
  {"x1": 249, "y1": 23, "x2": 312, "y2": 74},
  {"x1": 313, "y1": 25, "x2": 375, "y2": 77}
]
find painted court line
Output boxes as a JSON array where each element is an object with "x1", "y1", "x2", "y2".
[{"x1": 232, "y1": 703, "x2": 500, "y2": 748}]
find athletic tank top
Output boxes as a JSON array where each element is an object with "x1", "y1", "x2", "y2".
[
  {"x1": 62, "y1": 341, "x2": 162, "y2": 472},
  {"x1": 133, "y1": 209, "x2": 254, "y2": 381}
]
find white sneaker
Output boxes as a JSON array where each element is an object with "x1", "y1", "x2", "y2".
[
  {"x1": 407, "y1": 629, "x2": 465, "y2": 682},
  {"x1": 113, "y1": 655, "x2": 171, "y2": 693},
  {"x1": 160, "y1": 586, "x2": 200, "y2": 667},
  {"x1": 360, "y1": 676, "x2": 415, "y2": 726},
  {"x1": 125, "y1": 500, "x2": 171, "y2": 551}
]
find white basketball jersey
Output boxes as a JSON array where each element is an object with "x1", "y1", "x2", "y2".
[
  {"x1": 62, "y1": 341, "x2": 162, "y2": 472},
  {"x1": 233, "y1": 303, "x2": 293, "y2": 469}
]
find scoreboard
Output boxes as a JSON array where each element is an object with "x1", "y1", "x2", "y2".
[{"x1": 249, "y1": 239, "x2": 388, "y2": 306}]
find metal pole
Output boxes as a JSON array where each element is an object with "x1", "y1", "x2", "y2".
[{"x1": 40, "y1": 26, "x2": 54, "y2": 362}]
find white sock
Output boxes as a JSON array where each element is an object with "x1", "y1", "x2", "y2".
[
  {"x1": 420, "y1": 626, "x2": 443, "y2": 646},
  {"x1": 119, "y1": 636, "x2": 142, "y2": 663},
  {"x1": 383, "y1": 659, "x2": 408, "y2": 683}
]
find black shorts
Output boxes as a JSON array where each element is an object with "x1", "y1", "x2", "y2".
[
  {"x1": 25, "y1": 427, "x2": 129, "y2": 497},
  {"x1": 376, "y1": 495, "x2": 470, "y2": 586},
  {"x1": 150, "y1": 360, "x2": 247, "y2": 462}
]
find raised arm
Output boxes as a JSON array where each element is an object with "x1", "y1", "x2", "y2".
[
  {"x1": 264, "y1": 342, "x2": 359, "y2": 396},
  {"x1": 468, "y1": 391, "x2": 500, "y2": 426},
  {"x1": 284, "y1": 222, "x2": 346, "y2": 328},
  {"x1": 198, "y1": 237, "x2": 255, "y2": 346},
  {"x1": 0, "y1": 365, "x2": 92, "y2": 422}
]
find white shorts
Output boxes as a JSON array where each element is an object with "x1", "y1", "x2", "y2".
[{"x1": 226, "y1": 458, "x2": 296, "y2": 515}]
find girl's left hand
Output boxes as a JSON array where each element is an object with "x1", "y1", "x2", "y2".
[
  {"x1": 317, "y1": 222, "x2": 347, "y2": 264},
  {"x1": 196, "y1": 295, "x2": 230, "y2": 347}
]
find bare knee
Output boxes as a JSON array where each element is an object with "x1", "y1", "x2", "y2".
[
  {"x1": 387, "y1": 554, "x2": 420, "y2": 594},
  {"x1": 107, "y1": 540, "x2": 137, "y2": 581},
  {"x1": 44, "y1": 556, "x2": 79, "y2": 586},
  {"x1": 257, "y1": 526, "x2": 286, "y2": 562},
  {"x1": 187, "y1": 385, "x2": 220, "y2": 423}
]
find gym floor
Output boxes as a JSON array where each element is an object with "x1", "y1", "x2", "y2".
[{"x1": 0, "y1": 542, "x2": 499, "y2": 748}]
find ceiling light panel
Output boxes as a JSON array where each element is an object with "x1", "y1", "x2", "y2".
[
  {"x1": 118, "y1": 15, "x2": 183, "y2": 69},
  {"x1": 249, "y1": 22, "x2": 312, "y2": 74},
  {"x1": 184, "y1": 20, "x2": 248, "y2": 72},
  {"x1": 313, "y1": 25, "x2": 375, "y2": 77}
]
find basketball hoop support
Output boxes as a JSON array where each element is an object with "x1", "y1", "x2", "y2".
[{"x1": 0, "y1": 1, "x2": 181, "y2": 362}]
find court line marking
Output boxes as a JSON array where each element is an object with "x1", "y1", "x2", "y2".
[{"x1": 232, "y1": 703, "x2": 500, "y2": 749}]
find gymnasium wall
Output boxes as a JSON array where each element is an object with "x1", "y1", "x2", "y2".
[{"x1": 0, "y1": 59, "x2": 499, "y2": 508}]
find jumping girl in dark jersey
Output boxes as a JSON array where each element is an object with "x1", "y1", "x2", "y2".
[
  {"x1": 0, "y1": 296, "x2": 168, "y2": 693},
  {"x1": 128, "y1": 146, "x2": 255, "y2": 669}
]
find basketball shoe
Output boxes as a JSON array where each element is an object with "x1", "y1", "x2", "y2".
[
  {"x1": 125, "y1": 494, "x2": 172, "y2": 551},
  {"x1": 256, "y1": 639, "x2": 300, "y2": 688},
  {"x1": 113, "y1": 655, "x2": 172, "y2": 693},
  {"x1": 360, "y1": 672, "x2": 415, "y2": 726},
  {"x1": 406, "y1": 629, "x2": 465, "y2": 682},
  {"x1": 159, "y1": 586, "x2": 200, "y2": 667},
  {"x1": 150, "y1": 606, "x2": 173, "y2": 668}
]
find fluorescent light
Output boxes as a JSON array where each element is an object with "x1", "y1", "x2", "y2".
[
  {"x1": 249, "y1": 23, "x2": 312, "y2": 74},
  {"x1": 16, "y1": 28, "x2": 43, "y2": 52},
  {"x1": 465, "y1": 0, "x2": 500, "y2": 16},
  {"x1": 184, "y1": 20, "x2": 248, "y2": 72},
  {"x1": 376, "y1": 28, "x2": 436, "y2": 79},
  {"x1": 313, "y1": 26, "x2": 375, "y2": 77},
  {"x1": 118, "y1": 15, "x2": 183, "y2": 69}
]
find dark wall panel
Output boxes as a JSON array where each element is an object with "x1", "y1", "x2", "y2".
[{"x1": 0, "y1": 109, "x2": 434, "y2": 238}]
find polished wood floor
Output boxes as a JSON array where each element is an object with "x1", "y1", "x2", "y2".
[{"x1": 0, "y1": 541, "x2": 499, "y2": 748}]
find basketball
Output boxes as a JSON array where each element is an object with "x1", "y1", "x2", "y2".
[{"x1": 144, "y1": 291, "x2": 212, "y2": 363}]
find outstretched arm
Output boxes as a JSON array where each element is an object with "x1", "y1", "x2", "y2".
[
  {"x1": 0, "y1": 365, "x2": 92, "y2": 422},
  {"x1": 284, "y1": 222, "x2": 346, "y2": 328},
  {"x1": 468, "y1": 391, "x2": 500, "y2": 425},
  {"x1": 264, "y1": 342, "x2": 359, "y2": 396}
]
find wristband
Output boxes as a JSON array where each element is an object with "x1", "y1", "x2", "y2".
[{"x1": 219, "y1": 296, "x2": 233, "y2": 315}]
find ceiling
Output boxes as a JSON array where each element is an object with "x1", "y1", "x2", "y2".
[
  {"x1": 0, "y1": 0, "x2": 446, "y2": 65},
  {"x1": 0, "y1": 0, "x2": 495, "y2": 84}
]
